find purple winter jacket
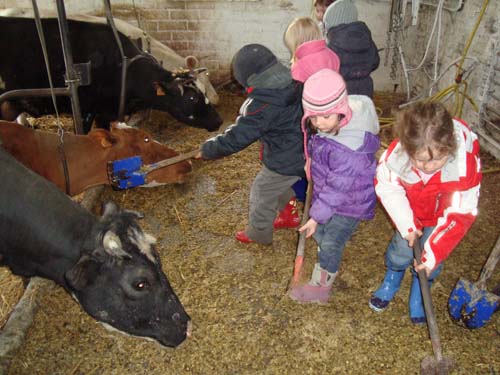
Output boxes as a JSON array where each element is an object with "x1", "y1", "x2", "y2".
[{"x1": 307, "y1": 96, "x2": 380, "y2": 223}]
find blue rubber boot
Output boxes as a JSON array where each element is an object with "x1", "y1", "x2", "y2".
[
  {"x1": 369, "y1": 269, "x2": 406, "y2": 312},
  {"x1": 409, "y1": 273, "x2": 434, "y2": 324}
]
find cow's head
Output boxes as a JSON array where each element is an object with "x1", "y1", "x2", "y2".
[
  {"x1": 64, "y1": 201, "x2": 191, "y2": 347},
  {"x1": 151, "y1": 75, "x2": 223, "y2": 132},
  {"x1": 126, "y1": 57, "x2": 223, "y2": 132},
  {"x1": 184, "y1": 56, "x2": 220, "y2": 106},
  {"x1": 91, "y1": 123, "x2": 192, "y2": 186}
]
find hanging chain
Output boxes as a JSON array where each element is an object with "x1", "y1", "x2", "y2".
[{"x1": 385, "y1": 0, "x2": 405, "y2": 82}]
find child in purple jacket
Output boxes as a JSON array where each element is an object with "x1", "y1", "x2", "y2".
[{"x1": 289, "y1": 69, "x2": 380, "y2": 304}]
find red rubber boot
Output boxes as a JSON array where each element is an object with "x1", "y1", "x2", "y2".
[
  {"x1": 273, "y1": 198, "x2": 300, "y2": 229},
  {"x1": 235, "y1": 231, "x2": 254, "y2": 244}
]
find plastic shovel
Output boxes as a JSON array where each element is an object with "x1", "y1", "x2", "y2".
[
  {"x1": 448, "y1": 234, "x2": 500, "y2": 329},
  {"x1": 107, "y1": 150, "x2": 199, "y2": 190}
]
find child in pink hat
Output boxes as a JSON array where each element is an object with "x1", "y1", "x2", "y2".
[{"x1": 289, "y1": 69, "x2": 380, "y2": 304}]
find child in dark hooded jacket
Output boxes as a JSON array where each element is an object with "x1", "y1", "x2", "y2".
[
  {"x1": 323, "y1": 0, "x2": 380, "y2": 98},
  {"x1": 196, "y1": 44, "x2": 305, "y2": 245}
]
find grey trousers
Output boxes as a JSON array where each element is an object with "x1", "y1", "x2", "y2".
[{"x1": 246, "y1": 166, "x2": 301, "y2": 244}]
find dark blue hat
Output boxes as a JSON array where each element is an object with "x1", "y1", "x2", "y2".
[{"x1": 232, "y1": 44, "x2": 277, "y2": 88}]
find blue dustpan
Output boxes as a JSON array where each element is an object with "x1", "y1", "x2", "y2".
[{"x1": 448, "y1": 236, "x2": 500, "y2": 329}]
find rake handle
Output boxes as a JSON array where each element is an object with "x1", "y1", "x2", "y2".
[
  {"x1": 292, "y1": 182, "x2": 313, "y2": 284},
  {"x1": 477, "y1": 235, "x2": 500, "y2": 289},
  {"x1": 413, "y1": 240, "x2": 443, "y2": 362},
  {"x1": 142, "y1": 149, "x2": 199, "y2": 174}
]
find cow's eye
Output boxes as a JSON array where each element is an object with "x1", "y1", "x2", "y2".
[
  {"x1": 144, "y1": 137, "x2": 150, "y2": 143},
  {"x1": 134, "y1": 280, "x2": 150, "y2": 290}
]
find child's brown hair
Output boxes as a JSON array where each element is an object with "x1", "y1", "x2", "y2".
[
  {"x1": 313, "y1": 0, "x2": 335, "y2": 7},
  {"x1": 312, "y1": 0, "x2": 335, "y2": 22},
  {"x1": 284, "y1": 17, "x2": 322, "y2": 63},
  {"x1": 394, "y1": 102, "x2": 457, "y2": 160}
]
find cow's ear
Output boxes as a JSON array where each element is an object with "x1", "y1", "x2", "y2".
[
  {"x1": 88, "y1": 129, "x2": 116, "y2": 148},
  {"x1": 123, "y1": 209, "x2": 144, "y2": 219},
  {"x1": 101, "y1": 201, "x2": 119, "y2": 218},
  {"x1": 102, "y1": 230, "x2": 131, "y2": 259},
  {"x1": 185, "y1": 55, "x2": 198, "y2": 69},
  {"x1": 153, "y1": 81, "x2": 166, "y2": 96},
  {"x1": 64, "y1": 255, "x2": 100, "y2": 291}
]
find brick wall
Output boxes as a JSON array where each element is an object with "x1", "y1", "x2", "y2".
[
  {"x1": 113, "y1": 0, "x2": 313, "y2": 84},
  {"x1": 0, "y1": 0, "x2": 392, "y2": 87}
]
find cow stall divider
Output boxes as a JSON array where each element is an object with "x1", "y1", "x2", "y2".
[
  {"x1": 0, "y1": 0, "x2": 140, "y2": 195},
  {"x1": 0, "y1": 0, "x2": 89, "y2": 135},
  {"x1": 0, "y1": 0, "x2": 135, "y2": 130},
  {"x1": 0, "y1": 0, "x2": 90, "y2": 194}
]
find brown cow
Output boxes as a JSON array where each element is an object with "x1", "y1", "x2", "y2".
[{"x1": 0, "y1": 121, "x2": 192, "y2": 196}]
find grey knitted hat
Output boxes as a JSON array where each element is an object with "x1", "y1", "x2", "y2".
[
  {"x1": 323, "y1": 0, "x2": 358, "y2": 31},
  {"x1": 232, "y1": 44, "x2": 278, "y2": 88}
]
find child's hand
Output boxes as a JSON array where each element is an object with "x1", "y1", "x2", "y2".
[
  {"x1": 299, "y1": 218, "x2": 317, "y2": 238},
  {"x1": 407, "y1": 230, "x2": 431, "y2": 277},
  {"x1": 194, "y1": 150, "x2": 203, "y2": 160},
  {"x1": 405, "y1": 230, "x2": 423, "y2": 247},
  {"x1": 414, "y1": 260, "x2": 433, "y2": 278}
]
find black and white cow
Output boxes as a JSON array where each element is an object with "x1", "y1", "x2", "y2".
[
  {"x1": 0, "y1": 9, "x2": 220, "y2": 106},
  {"x1": 0, "y1": 145, "x2": 191, "y2": 347},
  {"x1": 0, "y1": 16, "x2": 223, "y2": 132}
]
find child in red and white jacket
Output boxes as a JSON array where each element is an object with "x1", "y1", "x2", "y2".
[{"x1": 368, "y1": 102, "x2": 482, "y2": 324}]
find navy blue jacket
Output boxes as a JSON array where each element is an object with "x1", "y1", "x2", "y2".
[
  {"x1": 326, "y1": 21, "x2": 380, "y2": 98},
  {"x1": 201, "y1": 72, "x2": 305, "y2": 177}
]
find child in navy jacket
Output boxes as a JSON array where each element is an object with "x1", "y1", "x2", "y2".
[{"x1": 196, "y1": 44, "x2": 305, "y2": 245}]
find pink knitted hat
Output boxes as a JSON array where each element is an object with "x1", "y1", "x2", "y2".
[
  {"x1": 301, "y1": 68, "x2": 352, "y2": 130},
  {"x1": 301, "y1": 69, "x2": 352, "y2": 180}
]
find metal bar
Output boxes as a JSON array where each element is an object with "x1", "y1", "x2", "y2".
[
  {"x1": 118, "y1": 57, "x2": 129, "y2": 122},
  {"x1": 0, "y1": 88, "x2": 71, "y2": 104},
  {"x1": 475, "y1": 127, "x2": 500, "y2": 160},
  {"x1": 485, "y1": 106, "x2": 500, "y2": 118},
  {"x1": 55, "y1": 0, "x2": 84, "y2": 134},
  {"x1": 103, "y1": 0, "x2": 127, "y2": 122},
  {"x1": 490, "y1": 92, "x2": 500, "y2": 102},
  {"x1": 483, "y1": 117, "x2": 500, "y2": 131}
]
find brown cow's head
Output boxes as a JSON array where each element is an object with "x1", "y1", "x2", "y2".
[{"x1": 91, "y1": 123, "x2": 192, "y2": 186}]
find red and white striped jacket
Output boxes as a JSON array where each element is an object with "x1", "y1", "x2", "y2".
[{"x1": 375, "y1": 119, "x2": 482, "y2": 270}]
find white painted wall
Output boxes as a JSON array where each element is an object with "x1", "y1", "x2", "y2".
[{"x1": 391, "y1": 0, "x2": 499, "y2": 151}]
